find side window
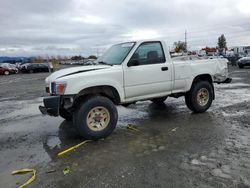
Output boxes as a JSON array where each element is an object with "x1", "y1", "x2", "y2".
[{"x1": 131, "y1": 42, "x2": 165, "y2": 65}]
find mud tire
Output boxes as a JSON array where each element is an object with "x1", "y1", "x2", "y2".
[
  {"x1": 73, "y1": 96, "x2": 118, "y2": 140},
  {"x1": 185, "y1": 81, "x2": 213, "y2": 113}
]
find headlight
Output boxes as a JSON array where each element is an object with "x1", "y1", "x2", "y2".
[{"x1": 53, "y1": 82, "x2": 67, "y2": 95}]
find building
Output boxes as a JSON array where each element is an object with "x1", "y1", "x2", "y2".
[{"x1": 233, "y1": 46, "x2": 250, "y2": 55}]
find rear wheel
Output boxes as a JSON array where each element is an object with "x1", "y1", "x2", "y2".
[
  {"x1": 73, "y1": 96, "x2": 118, "y2": 140},
  {"x1": 29, "y1": 69, "x2": 34, "y2": 73},
  {"x1": 185, "y1": 81, "x2": 213, "y2": 113},
  {"x1": 4, "y1": 71, "x2": 9, "y2": 75},
  {"x1": 151, "y1": 97, "x2": 167, "y2": 104}
]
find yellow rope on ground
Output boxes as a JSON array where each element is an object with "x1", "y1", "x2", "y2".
[
  {"x1": 11, "y1": 168, "x2": 36, "y2": 188},
  {"x1": 126, "y1": 124, "x2": 140, "y2": 132},
  {"x1": 57, "y1": 140, "x2": 92, "y2": 157}
]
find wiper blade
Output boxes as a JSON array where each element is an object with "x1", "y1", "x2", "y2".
[{"x1": 97, "y1": 61, "x2": 113, "y2": 66}]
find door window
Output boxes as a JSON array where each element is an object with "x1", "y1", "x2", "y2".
[{"x1": 130, "y1": 42, "x2": 165, "y2": 66}]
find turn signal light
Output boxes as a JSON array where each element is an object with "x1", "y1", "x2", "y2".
[{"x1": 56, "y1": 83, "x2": 67, "y2": 94}]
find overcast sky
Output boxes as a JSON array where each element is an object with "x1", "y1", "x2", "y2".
[{"x1": 0, "y1": 0, "x2": 250, "y2": 56}]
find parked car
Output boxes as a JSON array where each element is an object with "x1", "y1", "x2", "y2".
[
  {"x1": 84, "y1": 60, "x2": 96, "y2": 65},
  {"x1": 237, "y1": 54, "x2": 250, "y2": 68},
  {"x1": 80, "y1": 59, "x2": 96, "y2": 66},
  {"x1": 21, "y1": 63, "x2": 49, "y2": 73},
  {"x1": 0, "y1": 65, "x2": 17, "y2": 75},
  {"x1": 1, "y1": 63, "x2": 19, "y2": 73}
]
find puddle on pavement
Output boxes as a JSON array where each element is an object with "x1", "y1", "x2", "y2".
[{"x1": 0, "y1": 98, "x2": 43, "y2": 122}]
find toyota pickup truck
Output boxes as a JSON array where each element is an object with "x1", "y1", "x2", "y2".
[{"x1": 39, "y1": 40, "x2": 231, "y2": 139}]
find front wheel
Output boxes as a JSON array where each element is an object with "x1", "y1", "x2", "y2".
[
  {"x1": 185, "y1": 81, "x2": 213, "y2": 113},
  {"x1": 73, "y1": 96, "x2": 118, "y2": 140},
  {"x1": 4, "y1": 71, "x2": 10, "y2": 75}
]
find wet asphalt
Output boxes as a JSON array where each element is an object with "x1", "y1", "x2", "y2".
[{"x1": 0, "y1": 66, "x2": 250, "y2": 188}]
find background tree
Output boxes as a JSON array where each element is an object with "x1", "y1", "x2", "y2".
[
  {"x1": 217, "y1": 34, "x2": 227, "y2": 54},
  {"x1": 88, "y1": 55, "x2": 97, "y2": 59},
  {"x1": 30, "y1": 56, "x2": 44, "y2": 64},
  {"x1": 173, "y1": 41, "x2": 187, "y2": 53},
  {"x1": 71, "y1": 55, "x2": 85, "y2": 61}
]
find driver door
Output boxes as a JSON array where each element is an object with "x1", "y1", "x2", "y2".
[{"x1": 124, "y1": 41, "x2": 173, "y2": 100}]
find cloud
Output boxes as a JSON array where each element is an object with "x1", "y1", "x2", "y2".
[{"x1": 0, "y1": 0, "x2": 249, "y2": 56}]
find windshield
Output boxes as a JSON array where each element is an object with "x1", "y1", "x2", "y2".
[{"x1": 97, "y1": 42, "x2": 135, "y2": 65}]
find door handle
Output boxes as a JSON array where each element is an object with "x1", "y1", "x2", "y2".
[{"x1": 161, "y1": 67, "x2": 168, "y2": 71}]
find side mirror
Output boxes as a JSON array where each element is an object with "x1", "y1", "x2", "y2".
[{"x1": 128, "y1": 59, "x2": 139, "y2": 67}]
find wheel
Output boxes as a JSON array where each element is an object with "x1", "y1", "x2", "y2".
[
  {"x1": 73, "y1": 96, "x2": 118, "y2": 140},
  {"x1": 185, "y1": 81, "x2": 213, "y2": 113},
  {"x1": 29, "y1": 69, "x2": 34, "y2": 73},
  {"x1": 4, "y1": 71, "x2": 9, "y2": 75},
  {"x1": 59, "y1": 108, "x2": 72, "y2": 121},
  {"x1": 151, "y1": 97, "x2": 167, "y2": 104}
]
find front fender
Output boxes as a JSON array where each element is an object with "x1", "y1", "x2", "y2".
[{"x1": 64, "y1": 78, "x2": 125, "y2": 102}]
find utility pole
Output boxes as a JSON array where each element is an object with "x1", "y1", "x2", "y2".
[
  {"x1": 96, "y1": 48, "x2": 99, "y2": 57},
  {"x1": 185, "y1": 30, "x2": 187, "y2": 52}
]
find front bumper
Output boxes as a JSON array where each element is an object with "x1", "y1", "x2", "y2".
[{"x1": 39, "y1": 96, "x2": 60, "y2": 116}]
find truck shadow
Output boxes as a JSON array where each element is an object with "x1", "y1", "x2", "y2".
[{"x1": 42, "y1": 120, "x2": 82, "y2": 160}]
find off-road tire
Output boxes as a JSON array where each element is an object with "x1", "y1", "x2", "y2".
[
  {"x1": 185, "y1": 81, "x2": 213, "y2": 113},
  {"x1": 73, "y1": 96, "x2": 118, "y2": 140},
  {"x1": 151, "y1": 97, "x2": 168, "y2": 104},
  {"x1": 59, "y1": 108, "x2": 73, "y2": 121}
]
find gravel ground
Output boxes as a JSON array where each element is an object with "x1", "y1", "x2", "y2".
[{"x1": 0, "y1": 66, "x2": 249, "y2": 188}]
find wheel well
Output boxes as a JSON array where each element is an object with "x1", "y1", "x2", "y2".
[
  {"x1": 74, "y1": 86, "x2": 121, "y2": 105},
  {"x1": 191, "y1": 74, "x2": 215, "y2": 99},
  {"x1": 193, "y1": 74, "x2": 213, "y2": 84}
]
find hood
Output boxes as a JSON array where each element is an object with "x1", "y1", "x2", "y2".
[{"x1": 45, "y1": 65, "x2": 110, "y2": 83}]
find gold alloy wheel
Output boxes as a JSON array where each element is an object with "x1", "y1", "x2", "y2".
[
  {"x1": 197, "y1": 88, "x2": 209, "y2": 106},
  {"x1": 86, "y1": 106, "x2": 110, "y2": 131}
]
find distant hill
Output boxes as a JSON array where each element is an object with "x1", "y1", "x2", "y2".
[{"x1": 0, "y1": 57, "x2": 29, "y2": 63}]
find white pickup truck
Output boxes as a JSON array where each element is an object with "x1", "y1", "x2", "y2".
[{"x1": 39, "y1": 40, "x2": 231, "y2": 139}]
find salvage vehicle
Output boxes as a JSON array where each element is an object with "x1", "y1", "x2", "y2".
[
  {"x1": 21, "y1": 63, "x2": 49, "y2": 73},
  {"x1": 237, "y1": 54, "x2": 250, "y2": 68},
  {"x1": 0, "y1": 64, "x2": 18, "y2": 75},
  {"x1": 39, "y1": 40, "x2": 232, "y2": 139}
]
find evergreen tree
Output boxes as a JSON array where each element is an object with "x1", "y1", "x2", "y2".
[{"x1": 217, "y1": 34, "x2": 227, "y2": 49}]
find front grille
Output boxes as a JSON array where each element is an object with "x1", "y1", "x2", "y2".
[
  {"x1": 46, "y1": 86, "x2": 50, "y2": 93},
  {"x1": 51, "y1": 82, "x2": 56, "y2": 94}
]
